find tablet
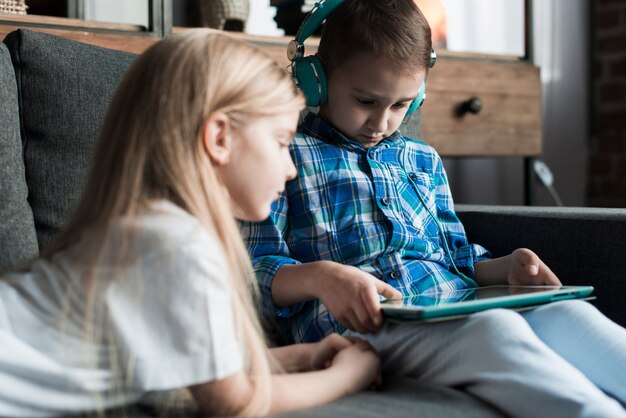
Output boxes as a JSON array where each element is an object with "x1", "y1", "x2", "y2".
[{"x1": 381, "y1": 285, "x2": 595, "y2": 322}]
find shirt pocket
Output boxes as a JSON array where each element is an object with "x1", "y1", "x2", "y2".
[
  {"x1": 389, "y1": 166, "x2": 439, "y2": 238},
  {"x1": 409, "y1": 171, "x2": 437, "y2": 212},
  {"x1": 390, "y1": 165, "x2": 437, "y2": 212}
]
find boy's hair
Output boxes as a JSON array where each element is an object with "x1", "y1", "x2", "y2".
[
  {"x1": 317, "y1": 0, "x2": 432, "y2": 76},
  {"x1": 42, "y1": 29, "x2": 304, "y2": 416}
]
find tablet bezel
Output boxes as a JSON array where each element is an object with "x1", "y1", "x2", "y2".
[{"x1": 380, "y1": 285, "x2": 595, "y2": 322}]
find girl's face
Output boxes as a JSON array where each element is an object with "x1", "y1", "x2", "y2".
[{"x1": 219, "y1": 111, "x2": 300, "y2": 221}]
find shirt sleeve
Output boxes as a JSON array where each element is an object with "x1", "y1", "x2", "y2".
[
  {"x1": 105, "y1": 232, "x2": 243, "y2": 392},
  {"x1": 240, "y1": 193, "x2": 304, "y2": 319},
  {"x1": 431, "y1": 150, "x2": 492, "y2": 278}
]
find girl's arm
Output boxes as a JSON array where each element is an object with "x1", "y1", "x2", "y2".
[
  {"x1": 270, "y1": 333, "x2": 369, "y2": 373},
  {"x1": 189, "y1": 340, "x2": 380, "y2": 417},
  {"x1": 270, "y1": 342, "x2": 313, "y2": 372}
]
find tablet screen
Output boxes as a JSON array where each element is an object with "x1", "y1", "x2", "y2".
[
  {"x1": 380, "y1": 285, "x2": 594, "y2": 321},
  {"x1": 388, "y1": 285, "x2": 566, "y2": 307}
]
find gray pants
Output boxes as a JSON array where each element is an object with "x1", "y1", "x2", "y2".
[{"x1": 346, "y1": 300, "x2": 626, "y2": 418}]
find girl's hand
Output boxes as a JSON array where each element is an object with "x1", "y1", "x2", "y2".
[
  {"x1": 309, "y1": 333, "x2": 353, "y2": 370},
  {"x1": 317, "y1": 263, "x2": 402, "y2": 334},
  {"x1": 329, "y1": 338, "x2": 382, "y2": 391},
  {"x1": 508, "y1": 248, "x2": 561, "y2": 286}
]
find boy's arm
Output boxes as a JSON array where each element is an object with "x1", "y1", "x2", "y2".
[
  {"x1": 430, "y1": 152, "x2": 490, "y2": 278},
  {"x1": 429, "y1": 153, "x2": 560, "y2": 286},
  {"x1": 241, "y1": 194, "x2": 304, "y2": 318},
  {"x1": 242, "y1": 184, "x2": 400, "y2": 334},
  {"x1": 271, "y1": 261, "x2": 401, "y2": 334}
]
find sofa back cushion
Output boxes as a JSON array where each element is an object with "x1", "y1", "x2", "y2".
[
  {"x1": 0, "y1": 42, "x2": 38, "y2": 271},
  {"x1": 4, "y1": 30, "x2": 137, "y2": 250}
]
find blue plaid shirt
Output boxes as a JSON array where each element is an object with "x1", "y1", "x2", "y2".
[{"x1": 241, "y1": 113, "x2": 490, "y2": 343}]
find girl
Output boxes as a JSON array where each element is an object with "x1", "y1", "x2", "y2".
[{"x1": 0, "y1": 30, "x2": 380, "y2": 417}]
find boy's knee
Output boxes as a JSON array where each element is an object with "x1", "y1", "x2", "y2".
[
  {"x1": 534, "y1": 299, "x2": 599, "y2": 321},
  {"x1": 466, "y1": 309, "x2": 533, "y2": 342}
]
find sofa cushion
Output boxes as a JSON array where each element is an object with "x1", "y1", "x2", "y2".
[
  {"x1": 457, "y1": 204, "x2": 626, "y2": 328},
  {"x1": 0, "y1": 42, "x2": 38, "y2": 271},
  {"x1": 273, "y1": 378, "x2": 505, "y2": 418},
  {"x1": 3, "y1": 29, "x2": 137, "y2": 250}
]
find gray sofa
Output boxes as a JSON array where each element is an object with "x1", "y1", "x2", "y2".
[{"x1": 1, "y1": 29, "x2": 624, "y2": 418}]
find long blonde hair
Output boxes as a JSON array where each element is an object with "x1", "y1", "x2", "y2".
[{"x1": 42, "y1": 29, "x2": 304, "y2": 416}]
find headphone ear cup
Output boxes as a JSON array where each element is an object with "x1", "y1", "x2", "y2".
[
  {"x1": 406, "y1": 80, "x2": 427, "y2": 116},
  {"x1": 294, "y1": 55, "x2": 328, "y2": 107}
]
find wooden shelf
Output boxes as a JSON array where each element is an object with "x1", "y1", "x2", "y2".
[{"x1": 0, "y1": 13, "x2": 145, "y2": 32}]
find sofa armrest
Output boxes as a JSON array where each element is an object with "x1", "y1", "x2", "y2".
[{"x1": 456, "y1": 204, "x2": 626, "y2": 327}]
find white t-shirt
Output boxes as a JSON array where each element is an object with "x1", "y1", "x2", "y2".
[{"x1": 0, "y1": 201, "x2": 243, "y2": 417}]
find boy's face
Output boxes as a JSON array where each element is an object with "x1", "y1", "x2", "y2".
[{"x1": 318, "y1": 52, "x2": 425, "y2": 148}]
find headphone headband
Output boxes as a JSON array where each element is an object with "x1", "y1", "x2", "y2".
[
  {"x1": 295, "y1": 0, "x2": 343, "y2": 45},
  {"x1": 288, "y1": 0, "x2": 343, "y2": 63}
]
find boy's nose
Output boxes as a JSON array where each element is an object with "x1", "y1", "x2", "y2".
[{"x1": 368, "y1": 109, "x2": 389, "y2": 134}]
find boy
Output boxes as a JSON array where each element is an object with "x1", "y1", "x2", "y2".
[{"x1": 242, "y1": 1, "x2": 626, "y2": 417}]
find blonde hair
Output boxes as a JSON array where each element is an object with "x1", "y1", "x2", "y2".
[{"x1": 42, "y1": 29, "x2": 304, "y2": 416}]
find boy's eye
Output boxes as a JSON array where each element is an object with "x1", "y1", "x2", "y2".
[
  {"x1": 393, "y1": 101, "x2": 410, "y2": 109},
  {"x1": 356, "y1": 97, "x2": 375, "y2": 106}
]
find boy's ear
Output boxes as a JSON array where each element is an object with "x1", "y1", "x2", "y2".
[{"x1": 202, "y1": 112, "x2": 232, "y2": 165}]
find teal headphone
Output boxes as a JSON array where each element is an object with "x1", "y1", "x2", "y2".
[{"x1": 287, "y1": 0, "x2": 436, "y2": 115}]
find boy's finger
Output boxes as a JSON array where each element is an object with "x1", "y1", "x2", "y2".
[
  {"x1": 345, "y1": 311, "x2": 370, "y2": 334},
  {"x1": 360, "y1": 287, "x2": 383, "y2": 330},
  {"x1": 376, "y1": 281, "x2": 402, "y2": 300},
  {"x1": 513, "y1": 249, "x2": 539, "y2": 276},
  {"x1": 538, "y1": 264, "x2": 562, "y2": 286},
  {"x1": 526, "y1": 264, "x2": 539, "y2": 276}
]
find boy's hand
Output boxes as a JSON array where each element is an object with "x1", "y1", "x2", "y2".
[
  {"x1": 318, "y1": 263, "x2": 402, "y2": 334},
  {"x1": 508, "y1": 248, "x2": 561, "y2": 286}
]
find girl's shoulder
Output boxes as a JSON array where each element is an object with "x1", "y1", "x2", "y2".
[
  {"x1": 107, "y1": 200, "x2": 220, "y2": 263},
  {"x1": 136, "y1": 200, "x2": 203, "y2": 240},
  {"x1": 105, "y1": 200, "x2": 230, "y2": 295}
]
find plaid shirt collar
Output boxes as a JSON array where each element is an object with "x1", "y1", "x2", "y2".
[{"x1": 299, "y1": 112, "x2": 403, "y2": 154}]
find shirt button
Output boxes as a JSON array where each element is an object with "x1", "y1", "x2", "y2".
[
  {"x1": 390, "y1": 271, "x2": 399, "y2": 279},
  {"x1": 409, "y1": 173, "x2": 418, "y2": 181},
  {"x1": 381, "y1": 197, "x2": 390, "y2": 206},
  {"x1": 368, "y1": 149, "x2": 375, "y2": 158}
]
